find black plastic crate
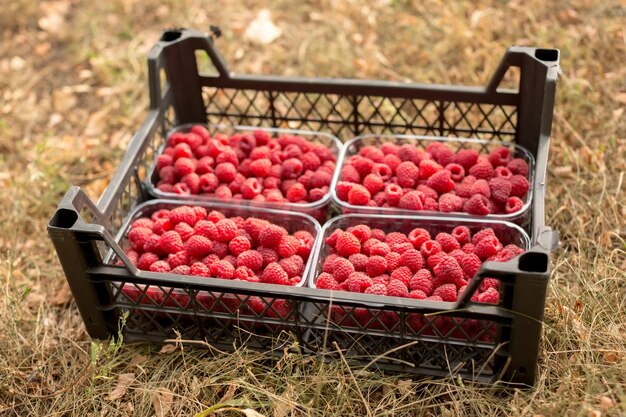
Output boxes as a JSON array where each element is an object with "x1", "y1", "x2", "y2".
[{"x1": 48, "y1": 28, "x2": 559, "y2": 385}]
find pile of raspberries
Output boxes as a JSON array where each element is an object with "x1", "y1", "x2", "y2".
[
  {"x1": 154, "y1": 125, "x2": 337, "y2": 204},
  {"x1": 124, "y1": 205, "x2": 315, "y2": 287},
  {"x1": 316, "y1": 224, "x2": 524, "y2": 305},
  {"x1": 335, "y1": 141, "x2": 530, "y2": 215}
]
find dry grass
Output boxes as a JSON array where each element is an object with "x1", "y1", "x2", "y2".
[{"x1": 1, "y1": 0, "x2": 625, "y2": 415}]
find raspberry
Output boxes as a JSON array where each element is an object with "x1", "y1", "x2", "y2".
[
  {"x1": 385, "y1": 232, "x2": 408, "y2": 246},
  {"x1": 239, "y1": 178, "x2": 261, "y2": 199},
  {"x1": 407, "y1": 290, "x2": 427, "y2": 300},
  {"x1": 462, "y1": 243, "x2": 476, "y2": 254},
  {"x1": 474, "y1": 235, "x2": 501, "y2": 260},
  {"x1": 438, "y1": 193, "x2": 464, "y2": 213},
  {"x1": 346, "y1": 254, "x2": 366, "y2": 272},
  {"x1": 454, "y1": 149, "x2": 479, "y2": 170},
  {"x1": 360, "y1": 146, "x2": 384, "y2": 162},
  {"x1": 227, "y1": 236, "x2": 250, "y2": 257},
  {"x1": 158, "y1": 166, "x2": 176, "y2": 185},
  {"x1": 426, "y1": 251, "x2": 446, "y2": 271},
  {"x1": 435, "y1": 233, "x2": 461, "y2": 253},
  {"x1": 361, "y1": 173, "x2": 384, "y2": 195},
  {"x1": 124, "y1": 250, "x2": 139, "y2": 266},
  {"x1": 149, "y1": 260, "x2": 171, "y2": 273},
  {"x1": 216, "y1": 147, "x2": 238, "y2": 167},
  {"x1": 132, "y1": 218, "x2": 154, "y2": 230},
  {"x1": 213, "y1": 219, "x2": 237, "y2": 242},
  {"x1": 233, "y1": 266, "x2": 258, "y2": 282},
  {"x1": 167, "y1": 250, "x2": 190, "y2": 268},
  {"x1": 210, "y1": 260, "x2": 235, "y2": 279},
  {"x1": 237, "y1": 250, "x2": 263, "y2": 271},
  {"x1": 472, "y1": 228, "x2": 496, "y2": 245},
  {"x1": 509, "y1": 175, "x2": 530, "y2": 198},
  {"x1": 174, "y1": 157, "x2": 196, "y2": 178},
  {"x1": 398, "y1": 191, "x2": 424, "y2": 210},
  {"x1": 381, "y1": 142, "x2": 400, "y2": 155},
  {"x1": 488, "y1": 147, "x2": 511, "y2": 167},
  {"x1": 398, "y1": 144, "x2": 420, "y2": 163},
  {"x1": 282, "y1": 158, "x2": 304, "y2": 179},
  {"x1": 213, "y1": 162, "x2": 235, "y2": 183},
  {"x1": 433, "y1": 283, "x2": 457, "y2": 302},
  {"x1": 174, "y1": 222, "x2": 194, "y2": 242},
  {"x1": 427, "y1": 170, "x2": 455, "y2": 194},
  {"x1": 184, "y1": 235, "x2": 212, "y2": 259},
  {"x1": 258, "y1": 247, "x2": 279, "y2": 267},
  {"x1": 335, "y1": 181, "x2": 354, "y2": 201},
  {"x1": 347, "y1": 184, "x2": 371, "y2": 205},
  {"x1": 479, "y1": 277, "x2": 500, "y2": 293},
  {"x1": 172, "y1": 182, "x2": 191, "y2": 194},
  {"x1": 247, "y1": 158, "x2": 271, "y2": 177},
  {"x1": 372, "y1": 163, "x2": 392, "y2": 181},
  {"x1": 370, "y1": 242, "x2": 391, "y2": 257},
  {"x1": 322, "y1": 254, "x2": 339, "y2": 273},
  {"x1": 433, "y1": 256, "x2": 464, "y2": 286},
  {"x1": 128, "y1": 227, "x2": 153, "y2": 252},
  {"x1": 449, "y1": 226, "x2": 470, "y2": 246},
  {"x1": 345, "y1": 272, "x2": 373, "y2": 293},
  {"x1": 193, "y1": 220, "x2": 217, "y2": 240},
  {"x1": 253, "y1": 129, "x2": 271, "y2": 145},
  {"x1": 316, "y1": 273, "x2": 340, "y2": 290},
  {"x1": 364, "y1": 283, "x2": 388, "y2": 296},
  {"x1": 507, "y1": 158, "x2": 529, "y2": 177},
  {"x1": 399, "y1": 249, "x2": 424, "y2": 272},
  {"x1": 387, "y1": 279, "x2": 409, "y2": 297},
  {"x1": 283, "y1": 143, "x2": 303, "y2": 159},
  {"x1": 407, "y1": 228, "x2": 430, "y2": 249},
  {"x1": 197, "y1": 173, "x2": 218, "y2": 193},
  {"x1": 171, "y1": 265, "x2": 191, "y2": 275},
  {"x1": 385, "y1": 252, "x2": 401, "y2": 271},
  {"x1": 372, "y1": 275, "x2": 389, "y2": 286},
  {"x1": 410, "y1": 269, "x2": 433, "y2": 295},
  {"x1": 477, "y1": 287, "x2": 499, "y2": 304},
  {"x1": 494, "y1": 166, "x2": 513, "y2": 179},
  {"x1": 426, "y1": 295, "x2": 443, "y2": 302},
  {"x1": 300, "y1": 152, "x2": 321, "y2": 171},
  {"x1": 259, "y1": 225, "x2": 288, "y2": 248},
  {"x1": 419, "y1": 159, "x2": 443, "y2": 179},
  {"x1": 168, "y1": 206, "x2": 197, "y2": 227},
  {"x1": 371, "y1": 229, "x2": 386, "y2": 241},
  {"x1": 336, "y1": 232, "x2": 361, "y2": 257},
  {"x1": 420, "y1": 240, "x2": 442, "y2": 258},
  {"x1": 469, "y1": 161, "x2": 494, "y2": 180},
  {"x1": 159, "y1": 231, "x2": 184, "y2": 254},
  {"x1": 181, "y1": 173, "x2": 201, "y2": 194},
  {"x1": 390, "y1": 266, "x2": 413, "y2": 286},
  {"x1": 278, "y1": 235, "x2": 300, "y2": 258},
  {"x1": 244, "y1": 218, "x2": 270, "y2": 243},
  {"x1": 310, "y1": 169, "x2": 333, "y2": 188},
  {"x1": 349, "y1": 225, "x2": 372, "y2": 243},
  {"x1": 366, "y1": 256, "x2": 387, "y2": 277},
  {"x1": 190, "y1": 262, "x2": 211, "y2": 277},
  {"x1": 384, "y1": 184, "x2": 403, "y2": 206},
  {"x1": 222, "y1": 255, "x2": 238, "y2": 267},
  {"x1": 445, "y1": 163, "x2": 465, "y2": 182},
  {"x1": 286, "y1": 183, "x2": 307, "y2": 202},
  {"x1": 351, "y1": 155, "x2": 374, "y2": 176},
  {"x1": 396, "y1": 161, "x2": 419, "y2": 187},
  {"x1": 392, "y1": 242, "x2": 413, "y2": 254},
  {"x1": 489, "y1": 177, "x2": 512, "y2": 204},
  {"x1": 137, "y1": 252, "x2": 159, "y2": 270},
  {"x1": 156, "y1": 154, "x2": 174, "y2": 171},
  {"x1": 463, "y1": 195, "x2": 491, "y2": 215},
  {"x1": 279, "y1": 255, "x2": 304, "y2": 277},
  {"x1": 143, "y1": 234, "x2": 164, "y2": 256}
]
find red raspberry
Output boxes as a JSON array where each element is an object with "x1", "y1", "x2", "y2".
[
  {"x1": 350, "y1": 155, "x2": 374, "y2": 176},
  {"x1": 455, "y1": 176, "x2": 475, "y2": 198},
  {"x1": 132, "y1": 218, "x2": 154, "y2": 230},
  {"x1": 336, "y1": 232, "x2": 361, "y2": 257},
  {"x1": 479, "y1": 277, "x2": 500, "y2": 293},
  {"x1": 258, "y1": 247, "x2": 279, "y2": 267},
  {"x1": 222, "y1": 254, "x2": 238, "y2": 268},
  {"x1": 433, "y1": 256, "x2": 464, "y2": 286},
  {"x1": 149, "y1": 260, "x2": 171, "y2": 273},
  {"x1": 186, "y1": 235, "x2": 213, "y2": 259},
  {"x1": 390, "y1": 266, "x2": 413, "y2": 286},
  {"x1": 143, "y1": 234, "x2": 165, "y2": 256},
  {"x1": 363, "y1": 173, "x2": 384, "y2": 195},
  {"x1": 431, "y1": 144, "x2": 455, "y2": 166},
  {"x1": 190, "y1": 262, "x2": 211, "y2": 277},
  {"x1": 325, "y1": 229, "x2": 342, "y2": 248},
  {"x1": 489, "y1": 177, "x2": 512, "y2": 204},
  {"x1": 433, "y1": 283, "x2": 457, "y2": 302},
  {"x1": 210, "y1": 260, "x2": 235, "y2": 279},
  {"x1": 426, "y1": 295, "x2": 443, "y2": 302},
  {"x1": 300, "y1": 152, "x2": 321, "y2": 171},
  {"x1": 387, "y1": 279, "x2": 409, "y2": 297},
  {"x1": 392, "y1": 242, "x2": 413, "y2": 254},
  {"x1": 159, "y1": 231, "x2": 184, "y2": 254},
  {"x1": 237, "y1": 250, "x2": 263, "y2": 271},
  {"x1": 282, "y1": 158, "x2": 304, "y2": 179},
  {"x1": 316, "y1": 272, "x2": 340, "y2": 290},
  {"x1": 233, "y1": 266, "x2": 258, "y2": 282},
  {"x1": 462, "y1": 243, "x2": 476, "y2": 254},
  {"x1": 348, "y1": 253, "x2": 368, "y2": 271},
  {"x1": 477, "y1": 287, "x2": 499, "y2": 304},
  {"x1": 156, "y1": 154, "x2": 174, "y2": 171},
  {"x1": 454, "y1": 149, "x2": 479, "y2": 170},
  {"x1": 488, "y1": 146, "x2": 512, "y2": 167},
  {"x1": 381, "y1": 142, "x2": 400, "y2": 155},
  {"x1": 195, "y1": 156, "x2": 214, "y2": 175},
  {"x1": 335, "y1": 181, "x2": 354, "y2": 202},
  {"x1": 137, "y1": 252, "x2": 159, "y2": 270},
  {"x1": 399, "y1": 249, "x2": 424, "y2": 272},
  {"x1": 192, "y1": 206, "x2": 208, "y2": 222},
  {"x1": 427, "y1": 170, "x2": 455, "y2": 194},
  {"x1": 361, "y1": 238, "x2": 379, "y2": 255},
  {"x1": 472, "y1": 228, "x2": 496, "y2": 245},
  {"x1": 279, "y1": 255, "x2": 304, "y2": 277},
  {"x1": 252, "y1": 129, "x2": 271, "y2": 146},
  {"x1": 247, "y1": 158, "x2": 270, "y2": 177},
  {"x1": 399, "y1": 191, "x2": 424, "y2": 210},
  {"x1": 435, "y1": 233, "x2": 461, "y2": 253},
  {"x1": 408, "y1": 228, "x2": 430, "y2": 249},
  {"x1": 261, "y1": 263, "x2": 289, "y2": 285},
  {"x1": 463, "y1": 195, "x2": 491, "y2": 215},
  {"x1": 396, "y1": 161, "x2": 419, "y2": 187},
  {"x1": 286, "y1": 183, "x2": 307, "y2": 202},
  {"x1": 509, "y1": 175, "x2": 530, "y2": 198},
  {"x1": 181, "y1": 173, "x2": 200, "y2": 194},
  {"x1": 366, "y1": 255, "x2": 387, "y2": 277},
  {"x1": 371, "y1": 163, "x2": 392, "y2": 181},
  {"x1": 158, "y1": 166, "x2": 176, "y2": 185},
  {"x1": 259, "y1": 225, "x2": 288, "y2": 248},
  {"x1": 494, "y1": 166, "x2": 513, "y2": 179},
  {"x1": 348, "y1": 225, "x2": 372, "y2": 243},
  {"x1": 448, "y1": 249, "x2": 466, "y2": 266},
  {"x1": 214, "y1": 219, "x2": 237, "y2": 242},
  {"x1": 322, "y1": 254, "x2": 339, "y2": 273},
  {"x1": 168, "y1": 206, "x2": 197, "y2": 226},
  {"x1": 171, "y1": 265, "x2": 191, "y2": 275},
  {"x1": 398, "y1": 144, "x2": 420, "y2": 163},
  {"x1": 423, "y1": 197, "x2": 438, "y2": 211},
  {"x1": 445, "y1": 163, "x2": 465, "y2": 182},
  {"x1": 407, "y1": 290, "x2": 427, "y2": 300},
  {"x1": 174, "y1": 222, "x2": 195, "y2": 242},
  {"x1": 360, "y1": 146, "x2": 384, "y2": 162},
  {"x1": 420, "y1": 240, "x2": 442, "y2": 258},
  {"x1": 215, "y1": 147, "x2": 239, "y2": 167},
  {"x1": 239, "y1": 178, "x2": 261, "y2": 199},
  {"x1": 243, "y1": 217, "x2": 270, "y2": 242},
  {"x1": 385, "y1": 232, "x2": 409, "y2": 246},
  {"x1": 345, "y1": 272, "x2": 373, "y2": 293},
  {"x1": 372, "y1": 275, "x2": 389, "y2": 286},
  {"x1": 310, "y1": 169, "x2": 333, "y2": 188},
  {"x1": 371, "y1": 229, "x2": 386, "y2": 241},
  {"x1": 172, "y1": 182, "x2": 191, "y2": 194},
  {"x1": 438, "y1": 193, "x2": 464, "y2": 212},
  {"x1": 294, "y1": 231, "x2": 315, "y2": 260},
  {"x1": 370, "y1": 242, "x2": 391, "y2": 257},
  {"x1": 283, "y1": 143, "x2": 302, "y2": 159},
  {"x1": 410, "y1": 269, "x2": 433, "y2": 295},
  {"x1": 183, "y1": 130, "x2": 204, "y2": 148},
  {"x1": 364, "y1": 283, "x2": 388, "y2": 296},
  {"x1": 385, "y1": 252, "x2": 401, "y2": 271},
  {"x1": 426, "y1": 251, "x2": 446, "y2": 271},
  {"x1": 450, "y1": 226, "x2": 471, "y2": 246},
  {"x1": 214, "y1": 162, "x2": 236, "y2": 183},
  {"x1": 347, "y1": 184, "x2": 371, "y2": 205},
  {"x1": 228, "y1": 236, "x2": 251, "y2": 256},
  {"x1": 128, "y1": 227, "x2": 153, "y2": 252},
  {"x1": 507, "y1": 158, "x2": 529, "y2": 177},
  {"x1": 278, "y1": 235, "x2": 300, "y2": 258},
  {"x1": 384, "y1": 154, "x2": 402, "y2": 173},
  {"x1": 167, "y1": 250, "x2": 190, "y2": 268},
  {"x1": 469, "y1": 161, "x2": 494, "y2": 180},
  {"x1": 419, "y1": 159, "x2": 443, "y2": 179},
  {"x1": 199, "y1": 173, "x2": 219, "y2": 193},
  {"x1": 174, "y1": 157, "x2": 196, "y2": 178},
  {"x1": 474, "y1": 236, "x2": 501, "y2": 260},
  {"x1": 194, "y1": 220, "x2": 217, "y2": 240},
  {"x1": 384, "y1": 184, "x2": 403, "y2": 206}
]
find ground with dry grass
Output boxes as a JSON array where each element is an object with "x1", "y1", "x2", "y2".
[{"x1": 0, "y1": 0, "x2": 625, "y2": 416}]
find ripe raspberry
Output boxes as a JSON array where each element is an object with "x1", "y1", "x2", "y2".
[
  {"x1": 124, "y1": 250, "x2": 139, "y2": 266},
  {"x1": 489, "y1": 177, "x2": 512, "y2": 204},
  {"x1": 424, "y1": 197, "x2": 439, "y2": 211},
  {"x1": 195, "y1": 156, "x2": 214, "y2": 175},
  {"x1": 419, "y1": 159, "x2": 443, "y2": 179},
  {"x1": 227, "y1": 236, "x2": 251, "y2": 257},
  {"x1": 244, "y1": 217, "x2": 270, "y2": 242},
  {"x1": 210, "y1": 260, "x2": 235, "y2": 279},
  {"x1": 214, "y1": 219, "x2": 237, "y2": 242},
  {"x1": 469, "y1": 179, "x2": 490, "y2": 198},
  {"x1": 451, "y1": 226, "x2": 471, "y2": 246},
  {"x1": 469, "y1": 161, "x2": 494, "y2": 180},
  {"x1": 398, "y1": 191, "x2": 424, "y2": 210},
  {"x1": 488, "y1": 146, "x2": 511, "y2": 167},
  {"x1": 197, "y1": 173, "x2": 218, "y2": 194},
  {"x1": 399, "y1": 249, "x2": 424, "y2": 272},
  {"x1": 426, "y1": 251, "x2": 446, "y2": 271},
  {"x1": 463, "y1": 195, "x2": 491, "y2": 215},
  {"x1": 316, "y1": 272, "x2": 340, "y2": 290},
  {"x1": 259, "y1": 225, "x2": 288, "y2": 248},
  {"x1": 372, "y1": 163, "x2": 392, "y2": 181},
  {"x1": 385, "y1": 232, "x2": 408, "y2": 246},
  {"x1": 159, "y1": 231, "x2": 184, "y2": 254},
  {"x1": 158, "y1": 166, "x2": 176, "y2": 185},
  {"x1": 381, "y1": 142, "x2": 400, "y2": 155},
  {"x1": 410, "y1": 269, "x2": 433, "y2": 295},
  {"x1": 248, "y1": 158, "x2": 271, "y2": 177},
  {"x1": 347, "y1": 184, "x2": 371, "y2": 206},
  {"x1": 208, "y1": 241, "x2": 227, "y2": 259},
  {"x1": 258, "y1": 247, "x2": 279, "y2": 267},
  {"x1": 364, "y1": 283, "x2": 388, "y2": 296},
  {"x1": 185, "y1": 235, "x2": 213, "y2": 259},
  {"x1": 390, "y1": 266, "x2": 413, "y2": 286},
  {"x1": 336, "y1": 232, "x2": 361, "y2": 257},
  {"x1": 174, "y1": 222, "x2": 195, "y2": 242},
  {"x1": 193, "y1": 220, "x2": 217, "y2": 240},
  {"x1": 454, "y1": 149, "x2": 479, "y2": 170},
  {"x1": 174, "y1": 157, "x2": 196, "y2": 178},
  {"x1": 132, "y1": 218, "x2": 154, "y2": 230},
  {"x1": 426, "y1": 170, "x2": 455, "y2": 193},
  {"x1": 137, "y1": 252, "x2": 159, "y2": 270},
  {"x1": 398, "y1": 144, "x2": 420, "y2": 163},
  {"x1": 366, "y1": 255, "x2": 387, "y2": 277},
  {"x1": 362, "y1": 173, "x2": 384, "y2": 195},
  {"x1": 433, "y1": 283, "x2": 457, "y2": 302},
  {"x1": 439, "y1": 193, "x2": 464, "y2": 213},
  {"x1": 286, "y1": 183, "x2": 307, "y2": 202},
  {"x1": 168, "y1": 206, "x2": 197, "y2": 227},
  {"x1": 387, "y1": 279, "x2": 409, "y2": 297},
  {"x1": 372, "y1": 274, "x2": 389, "y2": 286},
  {"x1": 181, "y1": 173, "x2": 200, "y2": 194},
  {"x1": 396, "y1": 161, "x2": 419, "y2": 187},
  {"x1": 360, "y1": 146, "x2": 384, "y2": 162},
  {"x1": 474, "y1": 235, "x2": 501, "y2": 260},
  {"x1": 507, "y1": 158, "x2": 529, "y2": 177},
  {"x1": 167, "y1": 250, "x2": 190, "y2": 268},
  {"x1": 294, "y1": 231, "x2": 315, "y2": 260},
  {"x1": 472, "y1": 228, "x2": 496, "y2": 245},
  {"x1": 279, "y1": 255, "x2": 304, "y2": 277},
  {"x1": 509, "y1": 175, "x2": 530, "y2": 198},
  {"x1": 350, "y1": 155, "x2": 374, "y2": 176},
  {"x1": 239, "y1": 178, "x2": 261, "y2": 199},
  {"x1": 371, "y1": 228, "x2": 386, "y2": 241},
  {"x1": 310, "y1": 169, "x2": 333, "y2": 188},
  {"x1": 237, "y1": 250, "x2": 263, "y2": 271},
  {"x1": 384, "y1": 184, "x2": 404, "y2": 206},
  {"x1": 171, "y1": 265, "x2": 191, "y2": 275},
  {"x1": 462, "y1": 243, "x2": 476, "y2": 254},
  {"x1": 172, "y1": 182, "x2": 191, "y2": 194},
  {"x1": 190, "y1": 262, "x2": 211, "y2": 277},
  {"x1": 278, "y1": 235, "x2": 300, "y2": 258},
  {"x1": 479, "y1": 277, "x2": 500, "y2": 293},
  {"x1": 494, "y1": 166, "x2": 513, "y2": 179},
  {"x1": 128, "y1": 227, "x2": 153, "y2": 252},
  {"x1": 385, "y1": 252, "x2": 401, "y2": 271},
  {"x1": 345, "y1": 272, "x2": 373, "y2": 293},
  {"x1": 477, "y1": 287, "x2": 499, "y2": 304},
  {"x1": 335, "y1": 181, "x2": 354, "y2": 202},
  {"x1": 156, "y1": 154, "x2": 174, "y2": 171},
  {"x1": 370, "y1": 242, "x2": 391, "y2": 257},
  {"x1": 233, "y1": 266, "x2": 258, "y2": 282},
  {"x1": 149, "y1": 260, "x2": 171, "y2": 273},
  {"x1": 349, "y1": 225, "x2": 372, "y2": 243},
  {"x1": 444, "y1": 163, "x2": 465, "y2": 182},
  {"x1": 282, "y1": 158, "x2": 304, "y2": 179},
  {"x1": 299, "y1": 152, "x2": 321, "y2": 172},
  {"x1": 435, "y1": 233, "x2": 461, "y2": 253},
  {"x1": 420, "y1": 240, "x2": 442, "y2": 258},
  {"x1": 143, "y1": 234, "x2": 165, "y2": 256},
  {"x1": 213, "y1": 184, "x2": 233, "y2": 200},
  {"x1": 408, "y1": 228, "x2": 430, "y2": 249},
  {"x1": 322, "y1": 254, "x2": 339, "y2": 273},
  {"x1": 391, "y1": 242, "x2": 413, "y2": 254},
  {"x1": 425, "y1": 295, "x2": 443, "y2": 302},
  {"x1": 407, "y1": 290, "x2": 427, "y2": 300},
  {"x1": 348, "y1": 253, "x2": 368, "y2": 271},
  {"x1": 222, "y1": 255, "x2": 238, "y2": 268},
  {"x1": 433, "y1": 256, "x2": 464, "y2": 286}
]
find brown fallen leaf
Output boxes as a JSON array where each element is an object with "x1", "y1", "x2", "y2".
[
  {"x1": 108, "y1": 373, "x2": 135, "y2": 401},
  {"x1": 614, "y1": 92, "x2": 626, "y2": 104},
  {"x1": 129, "y1": 354, "x2": 147, "y2": 367},
  {"x1": 242, "y1": 409, "x2": 266, "y2": 417},
  {"x1": 159, "y1": 344, "x2": 177, "y2": 354},
  {"x1": 219, "y1": 384, "x2": 237, "y2": 404},
  {"x1": 152, "y1": 387, "x2": 174, "y2": 417},
  {"x1": 52, "y1": 283, "x2": 73, "y2": 306}
]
